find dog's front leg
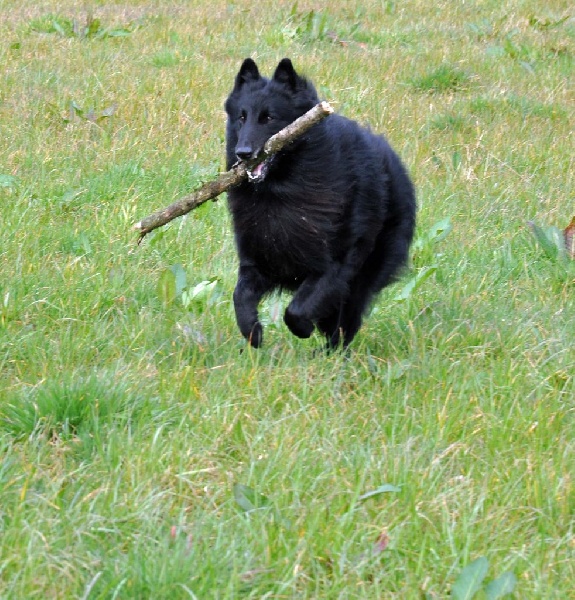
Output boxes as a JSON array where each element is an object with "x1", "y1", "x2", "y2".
[
  {"x1": 233, "y1": 265, "x2": 272, "y2": 347},
  {"x1": 284, "y1": 240, "x2": 373, "y2": 340}
]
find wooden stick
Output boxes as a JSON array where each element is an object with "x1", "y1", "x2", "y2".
[{"x1": 134, "y1": 101, "x2": 334, "y2": 243}]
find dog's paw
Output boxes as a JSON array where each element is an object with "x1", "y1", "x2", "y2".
[
  {"x1": 284, "y1": 307, "x2": 314, "y2": 338},
  {"x1": 245, "y1": 322, "x2": 263, "y2": 348}
]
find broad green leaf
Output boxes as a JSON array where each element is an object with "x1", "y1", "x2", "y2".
[
  {"x1": 148, "y1": 229, "x2": 167, "y2": 247},
  {"x1": 233, "y1": 484, "x2": 271, "y2": 513},
  {"x1": 99, "y1": 105, "x2": 117, "y2": 119},
  {"x1": 181, "y1": 278, "x2": 220, "y2": 309},
  {"x1": 0, "y1": 174, "x2": 16, "y2": 188},
  {"x1": 87, "y1": 17, "x2": 101, "y2": 37},
  {"x1": 190, "y1": 279, "x2": 218, "y2": 298},
  {"x1": 452, "y1": 556, "x2": 489, "y2": 600},
  {"x1": 74, "y1": 233, "x2": 92, "y2": 256},
  {"x1": 428, "y1": 216, "x2": 453, "y2": 243},
  {"x1": 544, "y1": 226, "x2": 567, "y2": 257},
  {"x1": 169, "y1": 264, "x2": 187, "y2": 297},
  {"x1": 529, "y1": 15, "x2": 569, "y2": 29},
  {"x1": 69, "y1": 100, "x2": 84, "y2": 120},
  {"x1": 52, "y1": 19, "x2": 68, "y2": 37},
  {"x1": 413, "y1": 216, "x2": 453, "y2": 252},
  {"x1": 157, "y1": 268, "x2": 176, "y2": 305},
  {"x1": 104, "y1": 28, "x2": 133, "y2": 38},
  {"x1": 484, "y1": 571, "x2": 517, "y2": 599},
  {"x1": 60, "y1": 189, "x2": 83, "y2": 206},
  {"x1": 520, "y1": 61, "x2": 535, "y2": 75},
  {"x1": 358, "y1": 484, "x2": 402, "y2": 501},
  {"x1": 395, "y1": 265, "x2": 437, "y2": 302},
  {"x1": 528, "y1": 221, "x2": 564, "y2": 260}
]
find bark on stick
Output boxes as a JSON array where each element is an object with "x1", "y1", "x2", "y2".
[{"x1": 134, "y1": 101, "x2": 334, "y2": 243}]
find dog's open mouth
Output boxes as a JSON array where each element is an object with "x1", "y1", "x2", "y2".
[{"x1": 246, "y1": 157, "x2": 273, "y2": 182}]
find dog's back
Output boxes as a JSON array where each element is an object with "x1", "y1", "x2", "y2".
[{"x1": 225, "y1": 58, "x2": 416, "y2": 348}]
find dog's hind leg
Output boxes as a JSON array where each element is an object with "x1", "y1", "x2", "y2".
[
  {"x1": 316, "y1": 306, "x2": 343, "y2": 347},
  {"x1": 317, "y1": 285, "x2": 370, "y2": 349},
  {"x1": 337, "y1": 285, "x2": 373, "y2": 347},
  {"x1": 336, "y1": 219, "x2": 413, "y2": 347}
]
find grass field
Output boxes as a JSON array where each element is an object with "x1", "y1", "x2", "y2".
[{"x1": 1, "y1": 0, "x2": 574, "y2": 597}]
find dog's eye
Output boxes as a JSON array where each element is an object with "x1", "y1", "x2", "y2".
[
  {"x1": 259, "y1": 111, "x2": 273, "y2": 124},
  {"x1": 239, "y1": 110, "x2": 247, "y2": 123}
]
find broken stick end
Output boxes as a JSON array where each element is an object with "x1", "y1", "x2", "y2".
[{"x1": 320, "y1": 101, "x2": 335, "y2": 114}]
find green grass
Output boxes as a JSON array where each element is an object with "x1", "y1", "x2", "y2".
[{"x1": 1, "y1": 0, "x2": 574, "y2": 598}]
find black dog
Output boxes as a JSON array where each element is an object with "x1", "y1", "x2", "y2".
[{"x1": 225, "y1": 58, "x2": 416, "y2": 348}]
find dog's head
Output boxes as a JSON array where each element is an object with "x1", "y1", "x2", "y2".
[{"x1": 224, "y1": 58, "x2": 320, "y2": 181}]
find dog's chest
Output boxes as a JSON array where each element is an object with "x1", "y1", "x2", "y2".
[{"x1": 235, "y1": 199, "x2": 332, "y2": 282}]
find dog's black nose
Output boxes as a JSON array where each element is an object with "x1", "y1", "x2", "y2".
[{"x1": 235, "y1": 147, "x2": 254, "y2": 161}]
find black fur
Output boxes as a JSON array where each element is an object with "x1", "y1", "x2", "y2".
[{"x1": 224, "y1": 58, "x2": 416, "y2": 349}]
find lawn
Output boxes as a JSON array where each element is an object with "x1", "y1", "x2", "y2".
[{"x1": 0, "y1": 0, "x2": 573, "y2": 598}]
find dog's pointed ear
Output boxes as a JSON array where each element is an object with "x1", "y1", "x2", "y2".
[
  {"x1": 234, "y1": 58, "x2": 261, "y2": 89},
  {"x1": 273, "y1": 58, "x2": 299, "y2": 89}
]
